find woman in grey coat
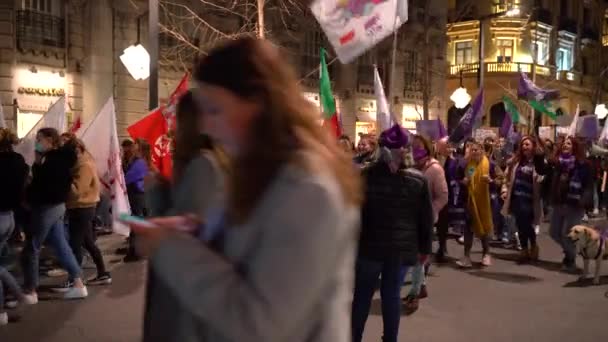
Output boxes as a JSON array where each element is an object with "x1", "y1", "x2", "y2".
[
  {"x1": 143, "y1": 91, "x2": 229, "y2": 341},
  {"x1": 127, "y1": 37, "x2": 362, "y2": 342}
]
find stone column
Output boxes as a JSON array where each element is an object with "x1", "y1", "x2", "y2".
[
  {"x1": 0, "y1": 1, "x2": 15, "y2": 130},
  {"x1": 82, "y1": 0, "x2": 114, "y2": 123}
]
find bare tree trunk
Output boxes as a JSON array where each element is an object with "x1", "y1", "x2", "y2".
[{"x1": 257, "y1": 0, "x2": 265, "y2": 38}]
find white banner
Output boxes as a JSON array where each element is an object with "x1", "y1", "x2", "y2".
[
  {"x1": 15, "y1": 96, "x2": 66, "y2": 165},
  {"x1": 310, "y1": 0, "x2": 408, "y2": 63},
  {"x1": 79, "y1": 98, "x2": 131, "y2": 236},
  {"x1": 538, "y1": 126, "x2": 552, "y2": 140},
  {"x1": 373, "y1": 65, "x2": 390, "y2": 132}
]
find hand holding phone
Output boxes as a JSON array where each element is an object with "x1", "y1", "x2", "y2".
[{"x1": 119, "y1": 214, "x2": 160, "y2": 229}]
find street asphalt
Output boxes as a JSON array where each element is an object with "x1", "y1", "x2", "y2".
[{"x1": 1, "y1": 224, "x2": 607, "y2": 342}]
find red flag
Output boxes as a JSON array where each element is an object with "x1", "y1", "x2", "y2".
[
  {"x1": 127, "y1": 108, "x2": 171, "y2": 177},
  {"x1": 162, "y1": 73, "x2": 189, "y2": 131},
  {"x1": 323, "y1": 115, "x2": 341, "y2": 138},
  {"x1": 69, "y1": 116, "x2": 82, "y2": 134},
  {"x1": 127, "y1": 74, "x2": 189, "y2": 180}
]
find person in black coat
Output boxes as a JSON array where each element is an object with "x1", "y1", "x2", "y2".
[
  {"x1": 21, "y1": 127, "x2": 88, "y2": 303},
  {"x1": 0, "y1": 128, "x2": 30, "y2": 323},
  {"x1": 351, "y1": 125, "x2": 434, "y2": 342}
]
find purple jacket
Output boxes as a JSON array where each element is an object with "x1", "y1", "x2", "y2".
[{"x1": 124, "y1": 158, "x2": 148, "y2": 193}]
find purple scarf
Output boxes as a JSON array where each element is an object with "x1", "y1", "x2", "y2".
[{"x1": 558, "y1": 153, "x2": 576, "y2": 172}]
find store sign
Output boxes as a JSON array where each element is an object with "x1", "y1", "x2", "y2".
[
  {"x1": 12, "y1": 66, "x2": 67, "y2": 112},
  {"x1": 356, "y1": 98, "x2": 376, "y2": 122},
  {"x1": 17, "y1": 87, "x2": 65, "y2": 96}
]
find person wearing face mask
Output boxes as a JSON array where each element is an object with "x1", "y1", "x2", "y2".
[
  {"x1": 548, "y1": 136, "x2": 591, "y2": 272},
  {"x1": 21, "y1": 128, "x2": 88, "y2": 302},
  {"x1": 502, "y1": 136, "x2": 547, "y2": 264},
  {"x1": 353, "y1": 125, "x2": 433, "y2": 342},
  {"x1": 456, "y1": 140, "x2": 494, "y2": 268},
  {"x1": 0, "y1": 128, "x2": 30, "y2": 325},
  {"x1": 402, "y1": 134, "x2": 447, "y2": 313}
]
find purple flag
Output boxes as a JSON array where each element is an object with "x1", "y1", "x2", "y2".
[
  {"x1": 499, "y1": 111, "x2": 512, "y2": 138},
  {"x1": 576, "y1": 115, "x2": 599, "y2": 140},
  {"x1": 438, "y1": 118, "x2": 447, "y2": 139},
  {"x1": 416, "y1": 120, "x2": 442, "y2": 140},
  {"x1": 517, "y1": 72, "x2": 560, "y2": 101},
  {"x1": 448, "y1": 89, "x2": 484, "y2": 144}
]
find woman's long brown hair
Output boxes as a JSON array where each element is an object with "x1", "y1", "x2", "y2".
[
  {"x1": 173, "y1": 90, "x2": 230, "y2": 180},
  {"x1": 194, "y1": 37, "x2": 362, "y2": 224},
  {"x1": 551, "y1": 136, "x2": 585, "y2": 163}
]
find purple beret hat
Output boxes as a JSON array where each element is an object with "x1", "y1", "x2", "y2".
[{"x1": 379, "y1": 124, "x2": 410, "y2": 149}]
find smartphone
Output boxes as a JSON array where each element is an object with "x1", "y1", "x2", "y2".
[{"x1": 119, "y1": 213, "x2": 159, "y2": 229}]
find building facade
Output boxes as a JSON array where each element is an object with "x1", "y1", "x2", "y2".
[
  {"x1": 0, "y1": 0, "x2": 447, "y2": 140},
  {"x1": 446, "y1": 0, "x2": 608, "y2": 134}
]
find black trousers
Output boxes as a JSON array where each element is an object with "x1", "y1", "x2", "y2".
[
  {"x1": 127, "y1": 192, "x2": 146, "y2": 257},
  {"x1": 67, "y1": 207, "x2": 106, "y2": 275},
  {"x1": 436, "y1": 206, "x2": 449, "y2": 256}
]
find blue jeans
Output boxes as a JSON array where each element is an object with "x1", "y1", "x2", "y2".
[
  {"x1": 0, "y1": 211, "x2": 23, "y2": 312},
  {"x1": 406, "y1": 262, "x2": 427, "y2": 296},
  {"x1": 21, "y1": 204, "x2": 82, "y2": 291},
  {"x1": 351, "y1": 257, "x2": 409, "y2": 342},
  {"x1": 550, "y1": 205, "x2": 584, "y2": 264}
]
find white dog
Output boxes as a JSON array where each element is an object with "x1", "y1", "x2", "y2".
[{"x1": 568, "y1": 225, "x2": 608, "y2": 285}]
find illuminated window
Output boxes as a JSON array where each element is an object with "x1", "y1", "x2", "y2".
[
  {"x1": 557, "y1": 48, "x2": 571, "y2": 71},
  {"x1": 496, "y1": 39, "x2": 513, "y2": 63},
  {"x1": 603, "y1": 16, "x2": 608, "y2": 46},
  {"x1": 533, "y1": 41, "x2": 546, "y2": 65},
  {"x1": 455, "y1": 41, "x2": 473, "y2": 65},
  {"x1": 494, "y1": 0, "x2": 520, "y2": 14}
]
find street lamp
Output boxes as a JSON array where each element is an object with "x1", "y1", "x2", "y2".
[
  {"x1": 450, "y1": 87, "x2": 471, "y2": 109},
  {"x1": 595, "y1": 104, "x2": 608, "y2": 120},
  {"x1": 118, "y1": 0, "x2": 159, "y2": 111},
  {"x1": 120, "y1": 44, "x2": 150, "y2": 80}
]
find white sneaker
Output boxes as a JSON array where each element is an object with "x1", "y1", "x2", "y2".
[
  {"x1": 51, "y1": 281, "x2": 74, "y2": 293},
  {"x1": 63, "y1": 286, "x2": 88, "y2": 300},
  {"x1": 0, "y1": 312, "x2": 7, "y2": 326},
  {"x1": 457, "y1": 236, "x2": 465, "y2": 244},
  {"x1": 481, "y1": 254, "x2": 492, "y2": 267},
  {"x1": 4, "y1": 300, "x2": 18, "y2": 309},
  {"x1": 456, "y1": 256, "x2": 473, "y2": 268},
  {"x1": 534, "y1": 225, "x2": 540, "y2": 235},
  {"x1": 582, "y1": 214, "x2": 589, "y2": 222},
  {"x1": 47, "y1": 268, "x2": 68, "y2": 277},
  {"x1": 593, "y1": 208, "x2": 600, "y2": 216},
  {"x1": 22, "y1": 293, "x2": 38, "y2": 305}
]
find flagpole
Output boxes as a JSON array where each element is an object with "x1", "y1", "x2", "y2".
[{"x1": 387, "y1": 0, "x2": 400, "y2": 126}]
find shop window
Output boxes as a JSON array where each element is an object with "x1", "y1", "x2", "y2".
[
  {"x1": 17, "y1": 0, "x2": 65, "y2": 48},
  {"x1": 496, "y1": 39, "x2": 513, "y2": 63},
  {"x1": 455, "y1": 41, "x2": 473, "y2": 65}
]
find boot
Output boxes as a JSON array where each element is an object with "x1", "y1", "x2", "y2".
[
  {"x1": 517, "y1": 249, "x2": 530, "y2": 264},
  {"x1": 530, "y1": 245, "x2": 539, "y2": 261}
]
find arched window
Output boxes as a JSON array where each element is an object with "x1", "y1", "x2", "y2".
[{"x1": 490, "y1": 102, "x2": 507, "y2": 127}]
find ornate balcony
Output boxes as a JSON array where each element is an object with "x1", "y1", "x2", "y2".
[{"x1": 449, "y1": 62, "x2": 556, "y2": 78}]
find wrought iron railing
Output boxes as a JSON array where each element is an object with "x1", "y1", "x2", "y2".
[{"x1": 16, "y1": 10, "x2": 65, "y2": 49}]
